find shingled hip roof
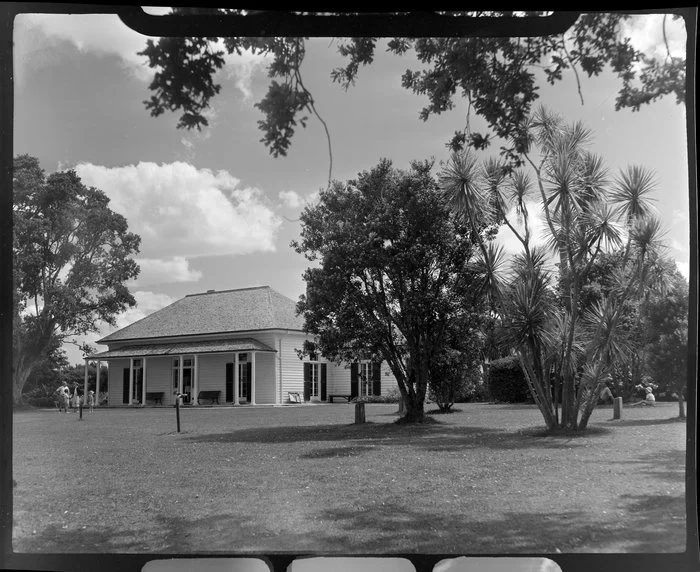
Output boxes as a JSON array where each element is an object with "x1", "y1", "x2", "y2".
[
  {"x1": 89, "y1": 338, "x2": 276, "y2": 359},
  {"x1": 98, "y1": 286, "x2": 304, "y2": 344}
]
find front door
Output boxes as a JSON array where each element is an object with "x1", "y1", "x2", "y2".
[
  {"x1": 238, "y1": 359, "x2": 251, "y2": 403},
  {"x1": 225, "y1": 358, "x2": 252, "y2": 403},
  {"x1": 123, "y1": 368, "x2": 130, "y2": 404},
  {"x1": 303, "y1": 362, "x2": 327, "y2": 401}
]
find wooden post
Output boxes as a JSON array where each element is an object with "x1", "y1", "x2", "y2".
[
  {"x1": 250, "y1": 351, "x2": 256, "y2": 405},
  {"x1": 613, "y1": 397, "x2": 623, "y2": 420},
  {"x1": 128, "y1": 357, "x2": 134, "y2": 405},
  {"x1": 142, "y1": 357, "x2": 148, "y2": 405},
  {"x1": 79, "y1": 400, "x2": 83, "y2": 420},
  {"x1": 355, "y1": 401, "x2": 366, "y2": 424},
  {"x1": 234, "y1": 353, "x2": 240, "y2": 405},
  {"x1": 83, "y1": 359, "x2": 89, "y2": 403},
  {"x1": 175, "y1": 398, "x2": 181, "y2": 433},
  {"x1": 192, "y1": 354, "x2": 199, "y2": 406},
  {"x1": 95, "y1": 361, "x2": 101, "y2": 407}
]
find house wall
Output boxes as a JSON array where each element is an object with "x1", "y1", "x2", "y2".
[
  {"x1": 144, "y1": 356, "x2": 173, "y2": 404},
  {"x1": 330, "y1": 360, "x2": 399, "y2": 397},
  {"x1": 104, "y1": 331, "x2": 398, "y2": 406},
  {"x1": 107, "y1": 359, "x2": 128, "y2": 406},
  {"x1": 278, "y1": 331, "x2": 310, "y2": 401}
]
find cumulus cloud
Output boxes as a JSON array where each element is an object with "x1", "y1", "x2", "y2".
[
  {"x1": 75, "y1": 162, "x2": 282, "y2": 289},
  {"x1": 621, "y1": 13, "x2": 686, "y2": 62},
  {"x1": 278, "y1": 190, "x2": 304, "y2": 209},
  {"x1": 14, "y1": 13, "x2": 270, "y2": 97},
  {"x1": 130, "y1": 257, "x2": 203, "y2": 287}
]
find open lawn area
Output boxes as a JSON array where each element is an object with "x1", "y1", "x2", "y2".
[{"x1": 12, "y1": 402, "x2": 687, "y2": 554}]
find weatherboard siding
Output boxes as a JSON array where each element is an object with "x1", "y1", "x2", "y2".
[
  {"x1": 107, "y1": 359, "x2": 128, "y2": 406},
  {"x1": 196, "y1": 354, "x2": 229, "y2": 398},
  {"x1": 144, "y1": 357, "x2": 172, "y2": 404}
]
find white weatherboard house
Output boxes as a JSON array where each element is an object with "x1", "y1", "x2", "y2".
[{"x1": 87, "y1": 286, "x2": 398, "y2": 407}]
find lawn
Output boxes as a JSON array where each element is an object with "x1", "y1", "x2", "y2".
[{"x1": 12, "y1": 401, "x2": 687, "y2": 554}]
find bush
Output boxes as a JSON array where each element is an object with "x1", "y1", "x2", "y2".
[
  {"x1": 26, "y1": 396, "x2": 58, "y2": 408},
  {"x1": 351, "y1": 387, "x2": 400, "y2": 404},
  {"x1": 487, "y1": 356, "x2": 531, "y2": 403}
]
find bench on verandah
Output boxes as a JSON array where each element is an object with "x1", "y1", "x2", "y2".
[
  {"x1": 198, "y1": 390, "x2": 221, "y2": 404},
  {"x1": 146, "y1": 392, "x2": 164, "y2": 405},
  {"x1": 328, "y1": 394, "x2": 352, "y2": 403}
]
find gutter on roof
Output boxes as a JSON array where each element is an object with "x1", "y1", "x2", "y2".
[{"x1": 98, "y1": 327, "x2": 306, "y2": 345}]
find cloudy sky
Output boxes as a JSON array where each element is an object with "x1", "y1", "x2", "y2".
[{"x1": 12, "y1": 10, "x2": 690, "y2": 365}]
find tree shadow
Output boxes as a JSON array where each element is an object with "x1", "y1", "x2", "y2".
[
  {"x1": 603, "y1": 417, "x2": 687, "y2": 427},
  {"x1": 607, "y1": 449, "x2": 686, "y2": 484},
  {"x1": 13, "y1": 522, "x2": 148, "y2": 553},
  {"x1": 183, "y1": 422, "x2": 605, "y2": 452},
  {"x1": 301, "y1": 445, "x2": 377, "y2": 459}
]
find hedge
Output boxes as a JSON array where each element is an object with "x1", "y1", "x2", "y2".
[{"x1": 487, "y1": 355, "x2": 531, "y2": 403}]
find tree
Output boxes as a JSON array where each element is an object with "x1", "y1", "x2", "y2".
[
  {"x1": 12, "y1": 155, "x2": 140, "y2": 404},
  {"x1": 429, "y1": 315, "x2": 485, "y2": 412},
  {"x1": 293, "y1": 158, "x2": 486, "y2": 422},
  {"x1": 138, "y1": 11, "x2": 686, "y2": 169},
  {"x1": 440, "y1": 107, "x2": 666, "y2": 431},
  {"x1": 644, "y1": 263, "x2": 689, "y2": 418}
]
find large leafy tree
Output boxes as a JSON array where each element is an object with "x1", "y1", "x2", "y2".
[
  {"x1": 440, "y1": 107, "x2": 666, "y2": 431},
  {"x1": 293, "y1": 159, "x2": 486, "y2": 422},
  {"x1": 644, "y1": 262, "x2": 689, "y2": 418},
  {"x1": 138, "y1": 11, "x2": 686, "y2": 168},
  {"x1": 12, "y1": 155, "x2": 141, "y2": 404}
]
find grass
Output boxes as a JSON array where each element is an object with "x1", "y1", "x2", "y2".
[{"x1": 12, "y1": 401, "x2": 687, "y2": 554}]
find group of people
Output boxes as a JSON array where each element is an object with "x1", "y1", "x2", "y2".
[{"x1": 55, "y1": 381, "x2": 96, "y2": 413}]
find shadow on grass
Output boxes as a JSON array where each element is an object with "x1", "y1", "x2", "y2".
[
  {"x1": 608, "y1": 449, "x2": 686, "y2": 484},
  {"x1": 301, "y1": 445, "x2": 377, "y2": 459},
  {"x1": 14, "y1": 523, "x2": 147, "y2": 553},
  {"x1": 603, "y1": 417, "x2": 687, "y2": 427},
  {"x1": 183, "y1": 421, "x2": 609, "y2": 453}
]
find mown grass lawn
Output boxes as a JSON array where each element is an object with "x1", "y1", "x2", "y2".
[{"x1": 12, "y1": 401, "x2": 686, "y2": 554}]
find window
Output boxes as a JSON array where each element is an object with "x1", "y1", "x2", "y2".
[
  {"x1": 359, "y1": 361, "x2": 373, "y2": 397},
  {"x1": 173, "y1": 356, "x2": 194, "y2": 401}
]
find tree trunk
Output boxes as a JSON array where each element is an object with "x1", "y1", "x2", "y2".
[
  {"x1": 12, "y1": 361, "x2": 34, "y2": 405},
  {"x1": 401, "y1": 395, "x2": 425, "y2": 422}
]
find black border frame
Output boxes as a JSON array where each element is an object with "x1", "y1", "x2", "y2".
[{"x1": 1, "y1": 6, "x2": 697, "y2": 572}]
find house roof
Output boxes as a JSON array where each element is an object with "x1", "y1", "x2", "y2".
[
  {"x1": 98, "y1": 286, "x2": 304, "y2": 344},
  {"x1": 89, "y1": 338, "x2": 276, "y2": 359}
]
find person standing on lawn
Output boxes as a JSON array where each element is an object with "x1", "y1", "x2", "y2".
[
  {"x1": 87, "y1": 390, "x2": 95, "y2": 412},
  {"x1": 56, "y1": 382, "x2": 70, "y2": 413}
]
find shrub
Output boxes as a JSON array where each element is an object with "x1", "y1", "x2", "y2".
[
  {"x1": 26, "y1": 396, "x2": 58, "y2": 408},
  {"x1": 487, "y1": 355, "x2": 531, "y2": 403},
  {"x1": 351, "y1": 388, "x2": 400, "y2": 404}
]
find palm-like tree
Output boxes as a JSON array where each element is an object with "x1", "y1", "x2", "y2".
[{"x1": 439, "y1": 107, "x2": 666, "y2": 431}]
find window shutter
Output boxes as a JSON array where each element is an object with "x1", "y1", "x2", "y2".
[
  {"x1": 321, "y1": 363, "x2": 327, "y2": 401},
  {"x1": 122, "y1": 368, "x2": 130, "y2": 404},
  {"x1": 225, "y1": 363, "x2": 233, "y2": 402},
  {"x1": 372, "y1": 362, "x2": 382, "y2": 396},
  {"x1": 350, "y1": 363, "x2": 358, "y2": 399},
  {"x1": 246, "y1": 362, "x2": 252, "y2": 401}
]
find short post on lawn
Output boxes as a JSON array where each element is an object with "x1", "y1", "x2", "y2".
[
  {"x1": 174, "y1": 392, "x2": 185, "y2": 432},
  {"x1": 613, "y1": 396, "x2": 623, "y2": 420},
  {"x1": 355, "y1": 400, "x2": 365, "y2": 424}
]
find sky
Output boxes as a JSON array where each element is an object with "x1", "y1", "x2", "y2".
[{"x1": 12, "y1": 10, "x2": 691, "y2": 366}]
